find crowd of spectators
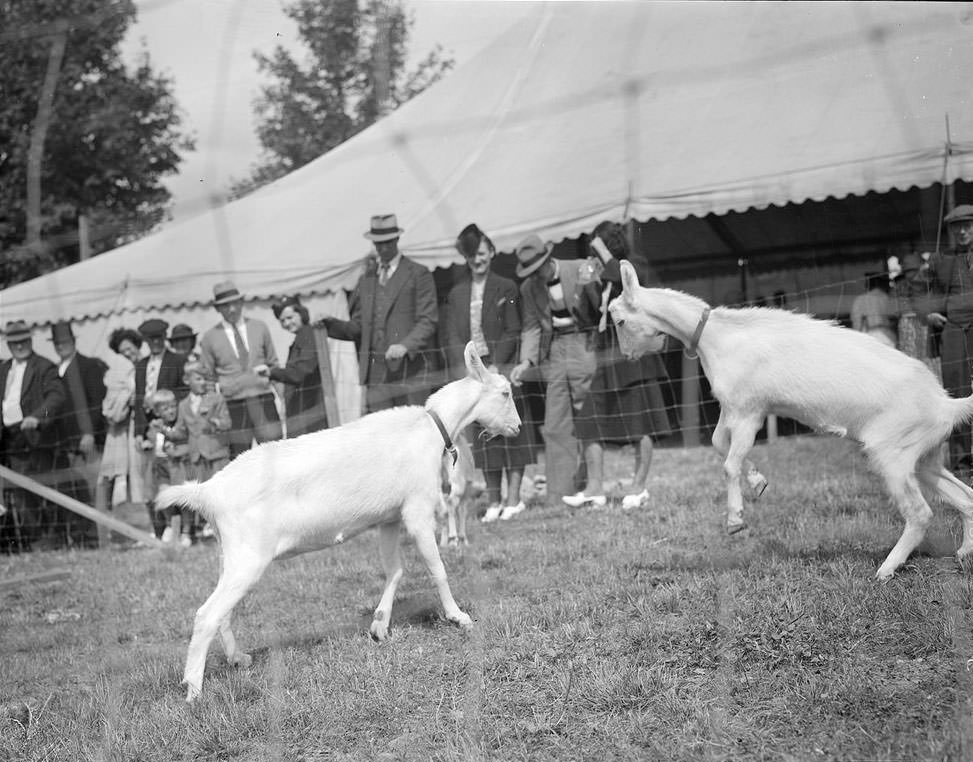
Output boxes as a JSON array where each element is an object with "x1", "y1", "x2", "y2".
[{"x1": 1, "y1": 212, "x2": 687, "y2": 551}]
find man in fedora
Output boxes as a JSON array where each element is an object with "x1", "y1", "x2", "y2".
[
  {"x1": 319, "y1": 213, "x2": 437, "y2": 413},
  {"x1": 49, "y1": 320, "x2": 108, "y2": 467},
  {"x1": 917, "y1": 203, "x2": 973, "y2": 478},
  {"x1": 133, "y1": 318, "x2": 188, "y2": 444},
  {"x1": 508, "y1": 233, "x2": 620, "y2": 506},
  {"x1": 199, "y1": 280, "x2": 281, "y2": 457},
  {"x1": 1, "y1": 320, "x2": 65, "y2": 549}
]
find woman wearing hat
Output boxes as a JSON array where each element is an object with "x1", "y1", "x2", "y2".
[
  {"x1": 257, "y1": 296, "x2": 328, "y2": 438},
  {"x1": 572, "y1": 221, "x2": 677, "y2": 511},
  {"x1": 915, "y1": 203, "x2": 973, "y2": 477},
  {"x1": 444, "y1": 224, "x2": 535, "y2": 522}
]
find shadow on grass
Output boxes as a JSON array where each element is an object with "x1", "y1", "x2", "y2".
[{"x1": 240, "y1": 595, "x2": 460, "y2": 663}]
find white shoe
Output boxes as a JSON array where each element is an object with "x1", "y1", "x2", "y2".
[
  {"x1": 562, "y1": 492, "x2": 607, "y2": 508},
  {"x1": 621, "y1": 489, "x2": 649, "y2": 511},
  {"x1": 500, "y1": 502, "x2": 525, "y2": 520},
  {"x1": 161, "y1": 527, "x2": 175, "y2": 543},
  {"x1": 481, "y1": 505, "x2": 503, "y2": 523},
  {"x1": 179, "y1": 534, "x2": 193, "y2": 548}
]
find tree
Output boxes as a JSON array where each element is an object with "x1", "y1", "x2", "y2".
[
  {"x1": 231, "y1": 0, "x2": 453, "y2": 199},
  {"x1": 0, "y1": 0, "x2": 194, "y2": 287}
]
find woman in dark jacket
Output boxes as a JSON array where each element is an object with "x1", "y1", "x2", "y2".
[
  {"x1": 445, "y1": 223, "x2": 536, "y2": 522},
  {"x1": 574, "y1": 221, "x2": 676, "y2": 509},
  {"x1": 263, "y1": 296, "x2": 328, "y2": 438}
]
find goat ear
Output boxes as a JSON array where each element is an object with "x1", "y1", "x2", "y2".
[
  {"x1": 620, "y1": 260, "x2": 641, "y2": 304},
  {"x1": 464, "y1": 341, "x2": 488, "y2": 381}
]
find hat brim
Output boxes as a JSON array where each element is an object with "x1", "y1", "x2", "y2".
[
  {"x1": 4, "y1": 332, "x2": 32, "y2": 342},
  {"x1": 364, "y1": 229, "x2": 403, "y2": 242},
  {"x1": 213, "y1": 294, "x2": 244, "y2": 305},
  {"x1": 515, "y1": 245, "x2": 553, "y2": 278}
]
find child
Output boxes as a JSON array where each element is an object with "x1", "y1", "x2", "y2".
[
  {"x1": 165, "y1": 362, "x2": 231, "y2": 542},
  {"x1": 145, "y1": 389, "x2": 190, "y2": 544}
]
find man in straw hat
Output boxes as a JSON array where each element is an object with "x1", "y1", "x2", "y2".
[
  {"x1": 0, "y1": 320, "x2": 66, "y2": 549},
  {"x1": 508, "y1": 232, "x2": 620, "y2": 507},
  {"x1": 199, "y1": 280, "x2": 281, "y2": 457},
  {"x1": 319, "y1": 213, "x2": 437, "y2": 413},
  {"x1": 916, "y1": 203, "x2": 973, "y2": 478}
]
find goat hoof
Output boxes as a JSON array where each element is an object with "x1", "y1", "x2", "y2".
[
  {"x1": 726, "y1": 522, "x2": 746, "y2": 535},
  {"x1": 450, "y1": 612, "x2": 473, "y2": 629},
  {"x1": 370, "y1": 622, "x2": 390, "y2": 642},
  {"x1": 184, "y1": 683, "x2": 201, "y2": 703},
  {"x1": 747, "y1": 474, "x2": 768, "y2": 497},
  {"x1": 228, "y1": 652, "x2": 252, "y2": 669}
]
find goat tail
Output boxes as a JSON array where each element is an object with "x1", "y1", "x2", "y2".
[
  {"x1": 155, "y1": 480, "x2": 212, "y2": 519},
  {"x1": 949, "y1": 394, "x2": 973, "y2": 431}
]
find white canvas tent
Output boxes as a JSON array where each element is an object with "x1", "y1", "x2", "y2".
[{"x1": 2, "y1": 1, "x2": 972, "y2": 386}]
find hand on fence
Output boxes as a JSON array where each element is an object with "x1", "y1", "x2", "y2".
[
  {"x1": 20, "y1": 416, "x2": 40, "y2": 431},
  {"x1": 927, "y1": 312, "x2": 947, "y2": 328},
  {"x1": 79, "y1": 434, "x2": 95, "y2": 456}
]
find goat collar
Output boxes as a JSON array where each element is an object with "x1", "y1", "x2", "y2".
[
  {"x1": 426, "y1": 409, "x2": 458, "y2": 466},
  {"x1": 684, "y1": 307, "x2": 711, "y2": 360}
]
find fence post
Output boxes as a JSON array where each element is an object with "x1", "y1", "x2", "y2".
[{"x1": 681, "y1": 353, "x2": 701, "y2": 447}]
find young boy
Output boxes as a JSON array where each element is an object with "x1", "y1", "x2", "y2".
[
  {"x1": 164, "y1": 362, "x2": 231, "y2": 542},
  {"x1": 145, "y1": 389, "x2": 190, "y2": 544}
]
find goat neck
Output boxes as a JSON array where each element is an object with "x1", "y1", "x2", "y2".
[
  {"x1": 424, "y1": 377, "x2": 479, "y2": 443},
  {"x1": 640, "y1": 288, "x2": 715, "y2": 353}
]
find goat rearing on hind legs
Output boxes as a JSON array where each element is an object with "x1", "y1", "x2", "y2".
[
  {"x1": 155, "y1": 342, "x2": 520, "y2": 702},
  {"x1": 608, "y1": 260, "x2": 973, "y2": 582}
]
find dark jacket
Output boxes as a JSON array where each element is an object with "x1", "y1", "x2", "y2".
[
  {"x1": 269, "y1": 324, "x2": 328, "y2": 437},
  {"x1": 134, "y1": 350, "x2": 188, "y2": 437},
  {"x1": 55, "y1": 352, "x2": 108, "y2": 450},
  {"x1": 325, "y1": 256, "x2": 438, "y2": 385},
  {"x1": 519, "y1": 257, "x2": 621, "y2": 366},
  {"x1": 444, "y1": 272, "x2": 521, "y2": 379},
  {"x1": 0, "y1": 353, "x2": 66, "y2": 450}
]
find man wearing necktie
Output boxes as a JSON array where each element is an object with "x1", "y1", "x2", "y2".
[
  {"x1": 0, "y1": 320, "x2": 66, "y2": 550},
  {"x1": 319, "y1": 214, "x2": 438, "y2": 414},
  {"x1": 199, "y1": 280, "x2": 282, "y2": 457}
]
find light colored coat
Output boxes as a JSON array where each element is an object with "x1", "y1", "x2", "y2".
[
  {"x1": 199, "y1": 318, "x2": 278, "y2": 400},
  {"x1": 168, "y1": 391, "x2": 231, "y2": 463}
]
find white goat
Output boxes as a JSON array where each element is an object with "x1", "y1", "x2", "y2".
[
  {"x1": 608, "y1": 260, "x2": 973, "y2": 581},
  {"x1": 438, "y1": 433, "x2": 474, "y2": 548},
  {"x1": 155, "y1": 342, "x2": 521, "y2": 702}
]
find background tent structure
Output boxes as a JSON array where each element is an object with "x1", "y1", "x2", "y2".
[{"x1": 2, "y1": 1, "x2": 972, "y2": 418}]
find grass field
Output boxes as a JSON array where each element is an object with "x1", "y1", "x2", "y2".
[{"x1": 2, "y1": 434, "x2": 973, "y2": 761}]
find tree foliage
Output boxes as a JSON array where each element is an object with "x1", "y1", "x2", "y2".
[
  {"x1": 231, "y1": 0, "x2": 453, "y2": 199},
  {"x1": 0, "y1": 0, "x2": 194, "y2": 287}
]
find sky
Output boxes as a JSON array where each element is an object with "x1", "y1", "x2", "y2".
[{"x1": 122, "y1": 0, "x2": 539, "y2": 224}]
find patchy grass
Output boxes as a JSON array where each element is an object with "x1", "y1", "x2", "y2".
[{"x1": 2, "y1": 435, "x2": 972, "y2": 761}]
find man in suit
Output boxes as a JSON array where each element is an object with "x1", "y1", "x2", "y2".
[
  {"x1": 133, "y1": 318, "x2": 189, "y2": 443},
  {"x1": 49, "y1": 321, "x2": 108, "y2": 466},
  {"x1": 199, "y1": 280, "x2": 281, "y2": 457},
  {"x1": 320, "y1": 213, "x2": 438, "y2": 413},
  {"x1": 1, "y1": 320, "x2": 66, "y2": 548},
  {"x1": 508, "y1": 233, "x2": 620, "y2": 505},
  {"x1": 916, "y1": 203, "x2": 973, "y2": 478}
]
